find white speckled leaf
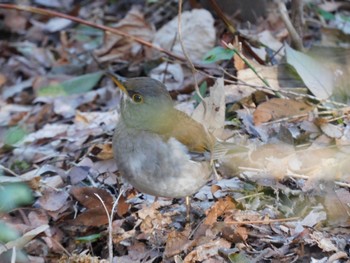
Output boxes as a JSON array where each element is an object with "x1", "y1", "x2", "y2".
[{"x1": 192, "y1": 78, "x2": 225, "y2": 137}]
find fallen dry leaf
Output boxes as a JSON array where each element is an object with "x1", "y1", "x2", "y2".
[
  {"x1": 4, "y1": 10, "x2": 28, "y2": 34},
  {"x1": 253, "y1": 98, "x2": 313, "y2": 125},
  {"x1": 95, "y1": 7, "x2": 155, "y2": 60},
  {"x1": 319, "y1": 122, "x2": 343, "y2": 139},
  {"x1": 70, "y1": 186, "x2": 113, "y2": 210},
  {"x1": 150, "y1": 63, "x2": 184, "y2": 91},
  {"x1": 183, "y1": 238, "x2": 231, "y2": 263},
  {"x1": 116, "y1": 194, "x2": 130, "y2": 217},
  {"x1": 70, "y1": 187, "x2": 114, "y2": 226},
  {"x1": 310, "y1": 231, "x2": 338, "y2": 252},
  {"x1": 324, "y1": 188, "x2": 350, "y2": 226},
  {"x1": 222, "y1": 225, "x2": 248, "y2": 243},
  {"x1": 152, "y1": 8, "x2": 215, "y2": 61},
  {"x1": 88, "y1": 143, "x2": 114, "y2": 160},
  {"x1": 237, "y1": 63, "x2": 304, "y2": 90},
  {"x1": 37, "y1": 189, "x2": 69, "y2": 212},
  {"x1": 71, "y1": 207, "x2": 110, "y2": 226},
  {"x1": 204, "y1": 196, "x2": 236, "y2": 225},
  {"x1": 192, "y1": 78, "x2": 226, "y2": 137},
  {"x1": 0, "y1": 225, "x2": 49, "y2": 254},
  {"x1": 164, "y1": 227, "x2": 191, "y2": 258}
]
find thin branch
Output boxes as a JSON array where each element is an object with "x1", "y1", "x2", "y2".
[
  {"x1": 226, "y1": 216, "x2": 300, "y2": 225},
  {"x1": 275, "y1": 1, "x2": 304, "y2": 51},
  {"x1": 94, "y1": 194, "x2": 111, "y2": 262},
  {"x1": 0, "y1": 164, "x2": 19, "y2": 177},
  {"x1": 94, "y1": 189, "x2": 125, "y2": 263},
  {"x1": 177, "y1": 0, "x2": 206, "y2": 106},
  {"x1": 0, "y1": 4, "x2": 185, "y2": 62}
]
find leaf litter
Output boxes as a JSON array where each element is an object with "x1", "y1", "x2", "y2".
[{"x1": 0, "y1": 0, "x2": 349, "y2": 262}]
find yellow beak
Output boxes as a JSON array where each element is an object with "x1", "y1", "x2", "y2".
[{"x1": 106, "y1": 71, "x2": 128, "y2": 94}]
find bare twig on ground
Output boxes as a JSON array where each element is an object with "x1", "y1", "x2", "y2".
[
  {"x1": 0, "y1": 164, "x2": 19, "y2": 177},
  {"x1": 226, "y1": 216, "x2": 300, "y2": 225},
  {"x1": 95, "y1": 190, "x2": 124, "y2": 263}
]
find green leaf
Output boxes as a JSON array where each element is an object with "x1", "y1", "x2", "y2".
[
  {"x1": 202, "y1": 46, "x2": 235, "y2": 63},
  {"x1": 317, "y1": 8, "x2": 335, "y2": 20},
  {"x1": 10, "y1": 160, "x2": 30, "y2": 173},
  {"x1": 73, "y1": 25, "x2": 103, "y2": 50},
  {"x1": 228, "y1": 252, "x2": 251, "y2": 263},
  {"x1": 193, "y1": 81, "x2": 208, "y2": 105},
  {"x1": 0, "y1": 221, "x2": 19, "y2": 243},
  {"x1": 75, "y1": 233, "x2": 102, "y2": 243},
  {"x1": 38, "y1": 71, "x2": 103, "y2": 97},
  {"x1": 0, "y1": 183, "x2": 33, "y2": 212},
  {"x1": 4, "y1": 126, "x2": 27, "y2": 146}
]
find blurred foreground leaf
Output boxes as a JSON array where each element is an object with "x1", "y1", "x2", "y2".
[
  {"x1": 0, "y1": 221, "x2": 19, "y2": 243},
  {"x1": 228, "y1": 252, "x2": 251, "y2": 263},
  {"x1": 0, "y1": 183, "x2": 33, "y2": 212},
  {"x1": 38, "y1": 71, "x2": 103, "y2": 97},
  {"x1": 4, "y1": 126, "x2": 27, "y2": 146},
  {"x1": 285, "y1": 44, "x2": 334, "y2": 100}
]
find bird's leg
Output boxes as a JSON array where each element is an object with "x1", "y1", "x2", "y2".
[
  {"x1": 211, "y1": 160, "x2": 221, "y2": 182},
  {"x1": 185, "y1": 196, "x2": 191, "y2": 222}
]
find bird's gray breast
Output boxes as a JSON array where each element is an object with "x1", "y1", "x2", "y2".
[{"x1": 113, "y1": 122, "x2": 211, "y2": 198}]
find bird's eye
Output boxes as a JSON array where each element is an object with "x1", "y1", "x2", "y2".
[{"x1": 132, "y1": 93, "x2": 143, "y2": 103}]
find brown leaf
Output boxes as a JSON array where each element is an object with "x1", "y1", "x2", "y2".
[
  {"x1": 4, "y1": 10, "x2": 28, "y2": 34},
  {"x1": 184, "y1": 238, "x2": 230, "y2": 262},
  {"x1": 114, "y1": 241, "x2": 160, "y2": 263},
  {"x1": 210, "y1": 184, "x2": 221, "y2": 195},
  {"x1": 204, "y1": 197, "x2": 236, "y2": 225},
  {"x1": 0, "y1": 73, "x2": 7, "y2": 87},
  {"x1": 234, "y1": 53, "x2": 246, "y2": 71},
  {"x1": 47, "y1": 201, "x2": 73, "y2": 221},
  {"x1": 88, "y1": 143, "x2": 114, "y2": 160},
  {"x1": 222, "y1": 225, "x2": 248, "y2": 243},
  {"x1": 70, "y1": 187, "x2": 113, "y2": 210},
  {"x1": 164, "y1": 227, "x2": 191, "y2": 258},
  {"x1": 253, "y1": 98, "x2": 313, "y2": 125},
  {"x1": 70, "y1": 187, "x2": 114, "y2": 226},
  {"x1": 324, "y1": 188, "x2": 350, "y2": 226},
  {"x1": 71, "y1": 207, "x2": 109, "y2": 226},
  {"x1": 28, "y1": 210, "x2": 49, "y2": 228},
  {"x1": 116, "y1": 194, "x2": 130, "y2": 217}
]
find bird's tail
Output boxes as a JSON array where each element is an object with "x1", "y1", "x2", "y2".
[{"x1": 212, "y1": 140, "x2": 249, "y2": 161}]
